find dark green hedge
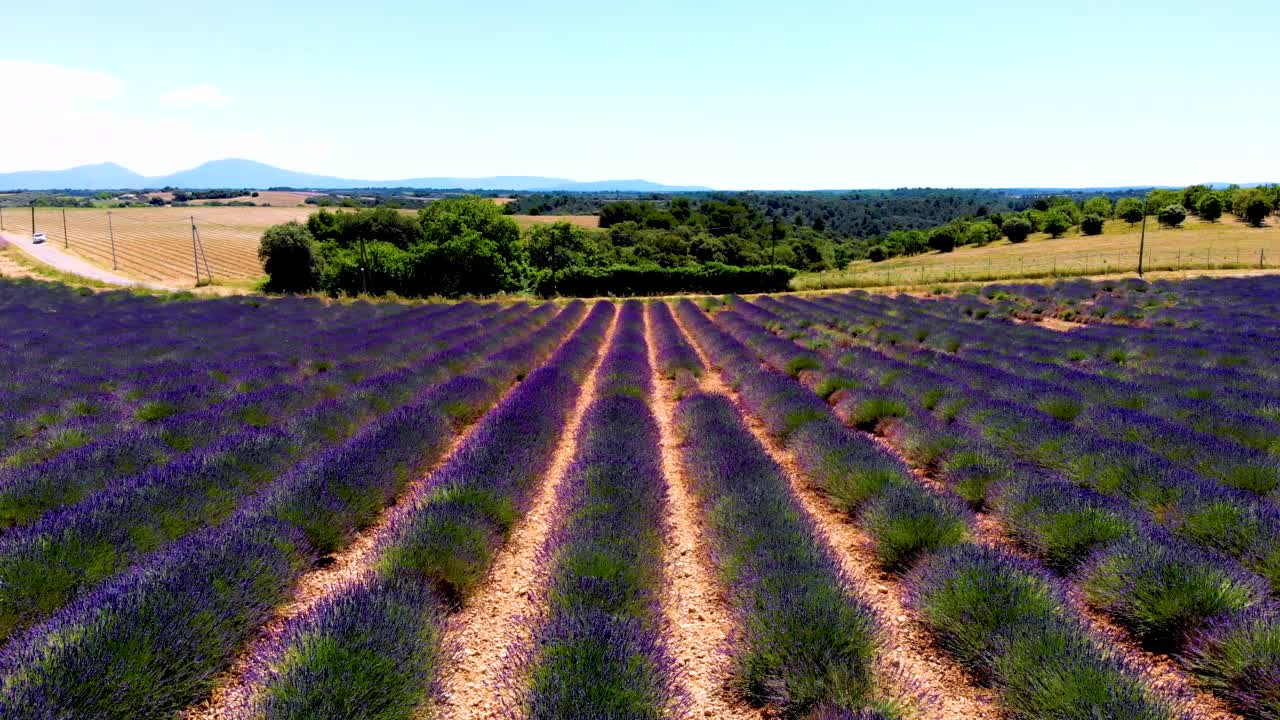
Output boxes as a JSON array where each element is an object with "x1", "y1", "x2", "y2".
[{"x1": 536, "y1": 263, "x2": 796, "y2": 298}]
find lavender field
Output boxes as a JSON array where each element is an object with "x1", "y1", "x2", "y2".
[{"x1": 1, "y1": 275, "x2": 1277, "y2": 720}]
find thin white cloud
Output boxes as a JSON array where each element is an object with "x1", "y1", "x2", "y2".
[
  {"x1": 0, "y1": 61, "x2": 330, "y2": 176},
  {"x1": 160, "y1": 83, "x2": 231, "y2": 108},
  {"x1": 0, "y1": 60, "x2": 122, "y2": 106}
]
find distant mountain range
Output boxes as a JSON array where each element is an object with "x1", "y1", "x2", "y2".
[{"x1": 0, "y1": 159, "x2": 712, "y2": 192}]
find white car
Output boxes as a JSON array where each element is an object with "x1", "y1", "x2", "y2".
[{"x1": 32, "y1": 232, "x2": 47, "y2": 244}]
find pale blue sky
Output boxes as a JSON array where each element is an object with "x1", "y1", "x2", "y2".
[{"x1": 3, "y1": 0, "x2": 1277, "y2": 188}]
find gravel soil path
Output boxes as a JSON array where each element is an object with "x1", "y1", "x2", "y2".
[
  {"x1": 431, "y1": 312, "x2": 620, "y2": 720},
  {"x1": 673, "y1": 307, "x2": 1003, "y2": 720}
]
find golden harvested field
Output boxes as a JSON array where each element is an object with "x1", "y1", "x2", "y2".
[
  {"x1": 796, "y1": 214, "x2": 1280, "y2": 290},
  {"x1": 0, "y1": 206, "x2": 317, "y2": 283},
  {"x1": 510, "y1": 214, "x2": 600, "y2": 229},
  {"x1": 0, "y1": 206, "x2": 602, "y2": 285},
  {"x1": 142, "y1": 191, "x2": 318, "y2": 206},
  {"x1": 189, "y1": 191, "x2": 319, "y2": 206}
]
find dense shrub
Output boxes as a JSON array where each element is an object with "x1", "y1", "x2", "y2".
[
  {"x1": 1240, "y1": 195, "x2": 1272, "y2": 226},
  {"x1": 1001, "y1": 217, "x2": 1033, "y2": 243},
  {"x1": 536, "y1": 263, "x2": 795, "y2": 297},
  {"x1": 909, "y1": 544, "x2": 1173, "y2": 719},
  {"x1": 258, "y1": 575, "x2": 443, "y2": 720},
  {"x1": 965, "y1": 220, "x2": 1001, "y2": 246},
  {"x1": 1116, "y1": 197, "x2": 1145, "y2": 224},
  {"x1": 995, "y1": 481, "x2": 1137, "y2": 571},
  {"x1": 860, "y1": 482, "x2": 969, "y2": 572},
  {"x1": 1158, "y1": 204, "x2": 1187, "y2": 228},
  {"x1": 1082, "y1": 196, "x2": 1113, "y2": 218},
  {"x1": 1186, "y1": 609, "x2": 1280, "y2": 718},
  {"x1": 1197, "y1": 194, "x2": 1223, "y2": 223},
  {"x1": 267, "y1": 198, "x2": 528, "y2": 298},
  {"x1": 927, "y1": 226, "x2": 957, "y2": 253},
  {"x1": 1078, "y1": 539, "x2": 1265, "y2": 649},
  {"x1": 259, "y1": 221, "x2": 319, "y2": 293},
  {"x1": 1042, "y1": 209, "x2": 1072, "y2": 238},
  {"x1": 1080, "y1": 214, "x2": 1105, "y2": 236}
]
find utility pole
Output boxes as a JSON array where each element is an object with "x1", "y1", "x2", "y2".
[
  {"x1": 190, "y1": 216, "x2": 201, "y2": 284},
  {"x1": 30, "y1": 201, "x2": 36, "y2": 235},
  {"x1": 195, "y1": 223, "x2": 211, "y2": 281},
  {"x1": 1137, "y1": 196, "x2": 1148, "y2": 277},
  {"x1": 62, "y1": 208, "x2": 69, "y2": 249},
  {"x1": 1, "y1": 206, "x2": 5, "y2": 231},
  {"x1": 108, "y1": 211, "x2": 117, "y2": 270}
]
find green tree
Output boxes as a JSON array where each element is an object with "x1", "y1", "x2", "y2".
[
  {"x1": 631, "y1": 227, "x2": 696, "y2": 267},
  {"x1": 417, "y1": 196, "x2": 527, "y2": 296},
  {"x1": 700, "y1": 199, "x2": 758, "y2": 237},
  {"x1": 785, "y1": 228, "x2": 832, "y2": 271},
  {"x1": 1196, "y1": 194, "x2": 1223, "y2": 223},
  {"x1": 669, "y1": 197, "x2": 693, "y2": 224},
  {"x1": 1241, "y1": 194, "x2": 1271, "y2": 226},
  {"x1": 1083, "y1": 196, "x2": 1113, "y2": 218},
  {"x1": 1116, "y1": 198, "x2": 1145, "y2": 224},
  {"x1": 1223, "y1": 184, "x2": 1242, "y2": 213},
  {"x1": 1081, "y1": 214, "x2": 1106, "y2": 236},
  {"x1": 884, "y1": 229, "x2": 928, "y2": 256},
  {"x1": 1147, "y1": 188, "x2": 1182, "y2": 212},
  {"x1": 1049, "y1": 198, "x2": 1083, "y2": 225},
  {"x1": 258, "y1": 221, "x2": 318, "y2": 293},
  {"x1": 598, "y1": 200, "x2": 653, "y2": 228},
  {"x1": 306, "y1": 207, "x2": 420, "y2": 250},
  {"x1": 347, "y1": 207, "x2": 420, "y2": 249},
  {"x1": 1183, "y1": 184, "x2": 1212, "y2": 210},
  {"x1": 525, "y1": 222, "x2": 600, "y2": 273},
  {"x1": 1001, "y1": 217, "x2": 1033, "y2": 244},
  {"x1": 1042, "y1": 209, "x2": 1072, "y2": 238},
  {"x1": 1158, "y1": 204, "x2": 1187, "y2": 228},
  {"x1": 965, "y1": 220, "x2": 1001, "y2": 246},
  {"x1": 927, "y1": 226, "x2": 958, "y2": 253}
]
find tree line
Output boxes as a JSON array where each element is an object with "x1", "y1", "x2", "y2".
[
  {"x1": 257, "y1": 197, "x2": 796, "y2": 298},
  {"x1": 508, "y1": 188, "x2": 1022, "y2": 237},
  {"x1": 260, "y1": 185, "x2": 1280, "y2": 297},
  {"x1": 860, "y1": 184, "x2": 1280, "y2": 262}
]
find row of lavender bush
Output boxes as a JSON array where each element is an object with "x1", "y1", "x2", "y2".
[
  {"x1": 0, "y1": 302, "x2": 589, "y2": 719},
  {"x1": 670, "y1": 301, "x2": 895, "y2": 716},
  {"x1": 673, "y1": 389, "x2": 888, "y2": 718},
  {"x1": 769, "y1": 293, "x2": 1280, "y2": 594},
  {"x1": 753, "y1": 291, "x2": 1280, "y2": 718},
  {"x1": 0, "y1": 303, "x2": 550, "y2": 642},
  {"x1": 0, "y1": 301, "x2": 496, "y2": 530},
  {"x1": 522, "y1": 300, "x2": 677, "y2": 718},
  {"x1": 813, "y1": 291, "x2": 1280, "y2": 494},
  {"x1": 248, "y1": 302, "x2": 612, "y2": 720},
  {"x1": 689, "y1": 299, "x2": 1179, "y2": 719},
  {"x1": 0, "y1": 287, "x2": 441, "y2": 462},
  {"x1": 815, "y1": 288, "x2": 1280, "y2": 459}
]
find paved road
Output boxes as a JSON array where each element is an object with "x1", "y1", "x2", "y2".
[{"x1": 0, "y1": 230, "x2": 179, "y2": 291}]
